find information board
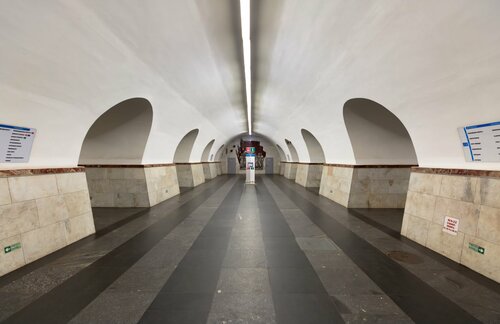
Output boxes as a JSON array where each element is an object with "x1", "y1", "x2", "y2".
[
  {"x1": 458, "y1": 121, "x2": 500, "y2": 162},
  {"x1": 0, "y1": 124, "x2": 36, "y2": 163}
]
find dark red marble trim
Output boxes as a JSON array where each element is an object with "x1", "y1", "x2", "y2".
[
  {"x1": 281, "y1": 162, "x2": 321, "y2": 165},
  {"x1": 0, "y1": 167, "x2": 85, "y2": 177},
  {"x1": 295, "y1": 162, "x2": 325, "y2": 165},
  {"x1": 80, "y1": 164, "x2": 176, "y2": 168},
  {"x1": 323, "y1": 164, "x2": 416, "y2": 168},
  {"x1": 174, "y1": 162, "x2": 204, "y2": 166},
  {"x1": 412, "y1": 167, "x2": 500, "y2": 178}
]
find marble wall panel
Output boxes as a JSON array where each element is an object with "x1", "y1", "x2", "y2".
[
  {"x1": 0, "y1": 171, "x2": 95, "y2": 276},
  {"x1": 318, "y1": 166, "x2": 411, "y2": 208},
  {"x1": 145, "y1": 165, "x2": 180, "y2": 206},
  {"x1": 402, "y1": 169, "x2": 500, "y2": 283},
  {"x1": 295, "y1": 164, "x2": 309, "y2": 187},
  {"x1": 192, "y1": 164, "x2": 206, "y2": 187},
  {"x1": 0, "y1": 234, "x2": 25, "y2": 276},
  {"x1": 284, "y1": 163, "x2": 298, "y2": 180},
  {"x1": 85, "y1": 167, "x2": 149, "y2": 207}
]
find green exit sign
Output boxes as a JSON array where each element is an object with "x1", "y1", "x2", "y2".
[
  {"x1": 4, "y1": 242, "x2": 21, "y2": 254},
  {"x1": 469, "y1": 243, "x2": 485, "y2": 255}
]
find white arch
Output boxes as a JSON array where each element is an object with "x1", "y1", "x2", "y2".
[
  {"x1": 214, "y1": 144, "x2": 225, "y2": 161},
  {"x1": 79, "y1": 98, "x2": 153, "y2": 164},
  {"x1": 201, "y1": 139, "x2": 215, "y2": 162},
  {"x1": 301, "y1": 129, "x2": 325, "y2": 163},
  {"x1": 173, "y1": 129, "x2": 200, "y2": 163},
  {"x1": 343, "y1": 98, "x2": 418, "y2": 165},
  {"x1": 285, "y1": 139, "x2": 299, "y2": 162},
  {"x1": 275, "y1": 144, "x2": 287, "y2": 161}
]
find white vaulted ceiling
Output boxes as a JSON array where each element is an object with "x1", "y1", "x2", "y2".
[
  {"x1": 0, "y1": 0, "x2": 499, "y2": 170},
  {"x1": 0, "y1": 0, "x2": 246, "y2": 167},
  {"x1": 252, "y1": 0, "x2": 500, "y2": 170}
]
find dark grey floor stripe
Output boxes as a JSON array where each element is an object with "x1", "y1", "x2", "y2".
[
  {"x1": 257, "y1": 178, "x2": 345, "y2": 324},
  {"x1": 0, "y1": 184, "x2": 212, "y2": 289},
  {"x1": 3, "y1": 176, "x2": 232, "y2": 324},
  {"x1": 270, "y1": 175, "x2": 481, "y2": 324},
  {"x1": 139, "y1": 178, "x2": 244, "y2": 324}
]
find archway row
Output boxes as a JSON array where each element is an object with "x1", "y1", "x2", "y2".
[{"x1": 78, "y1": 97, "x2": 222, "y2": 212}]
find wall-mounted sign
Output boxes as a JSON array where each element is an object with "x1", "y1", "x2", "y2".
[
  {"x1": 4, "y1": 242, "x2": 21, "y2": 254},
  {"x1": 0, "y1": 123, "x2": 36, "y2": 163},
  {"x1": 442, "y1": 216, "x2": 459, "y2": 235},
  {"x1": 458, "y1": 121, "x2": 500, "y2": 162},
  {"x1": 469, "y1": 242, "x2": 485, "y2": 255}
]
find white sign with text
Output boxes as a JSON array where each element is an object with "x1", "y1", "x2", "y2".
[{"x1": 443, "y1": 216, "x2": 459, "y2": 236}]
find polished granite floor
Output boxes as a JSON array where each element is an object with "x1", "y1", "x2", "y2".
[{"x1": 1, "y1": 175, "x2": 499, "y2": 324}]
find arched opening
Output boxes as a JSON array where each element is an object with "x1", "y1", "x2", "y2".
[
  {"x1": 300, "y1": 129, "x2": 325, "y2": 163},
  {"x1": 79, "y1": 98, "x2": 154, "y2": 225},
  {"x1": 343, "y1": 98, "x2": 417, "y2": 165},
  {"x1": 275, "y1": 144, "x2": 287, "y2": 161},
  {"x1": 342, "y1": 98, "x2": 418, "y2": 230},
  {"x1": 276, "y1": 144, "x2": 287, "y2": 176},
  {"x1": 215, "y1": 145, "x2": 225, "y2": 161},
  {"x1": 173, "y1": 129, "x2": 200, "y2": 163},
  {"x1": 174, "y1": 129, "x2": 205, "y2": 188},
  {"x1": 201, "y1": 139, "x2": 217, "y2": 180},
  {"x1": 285, "y1": 139, "x2": 299, "y2": 162},
  {"x1": 79, "y1": 98, "x2": 153, "y2": 164},
  {"x1": 284, "y1": 139, "x2": 299, "y2": 180},
  {"x1": 201, "y1": 139, "x2": 215, "y2": 162},
  {"x1": 218, "y1": 133, "x2": 282, "y2": 175},
  {"x1": 295, "y1": 129, "x2": 325, "y2": 188}
]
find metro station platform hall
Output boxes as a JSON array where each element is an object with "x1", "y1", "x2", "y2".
[{"x1": 1, "y1": 2, "x2": 500, "y2": 324}]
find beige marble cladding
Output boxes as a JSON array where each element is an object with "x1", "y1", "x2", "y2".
[
  {"x1": 144, "y1": 165, "x2": 180, "y2": 206},
  {"x1": 210, "y1": 163, "x2": 218, "y2": 178},
  {"x1": 192, "y1": 164, "x2": 206, "y2": 186},
  {"x1": 318, "y1": 166, "x2": 411, "y2": 208},
  {"x1": 85, "y1": 166, "x2": 180, "y2": 208},
  {"x1": 402, "y1": 170, "x2": 500, "y2": 283},
  {"x1": 295, "y1": 164, "x2": 308, "y2": 186},
  {"x1": 295, "y1": 164, "x2": 323, "y2": 188},
  {"x1": 202, "y1": 163, "x2": 218, "y2": 180},
  {"x1": 319, "y1": 165, "x2": 353, "y2": 207},
  {"x1": 0, "y1": 171, "x2": 95, "y2": 276},
  {"x1": 216, "y1": 163, "x2": 222, "y2": 176},
  {"x1": 176, "y1": 164, "x2": 206, "y2": 188},
  {"x1": 284, "y1": 163, "x2": 298, "y2": 180},
  {"x1": 348, "y1": 168, "x2": 411, "y2": 208},
  {"x1": 85, "y1": 167, "x2": 149, "y2": 207},
  {"x1": 280, "y1": 163, "x2": 286, "y2": 175}
]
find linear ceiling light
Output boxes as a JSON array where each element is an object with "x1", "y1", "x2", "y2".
[{"x1": 240, "y1": 0, "x2": 252, "y2": 135}]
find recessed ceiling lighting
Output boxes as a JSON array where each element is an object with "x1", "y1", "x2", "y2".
[{"x1": 240, "y1": 0, "x2": 252, "y2": 135}]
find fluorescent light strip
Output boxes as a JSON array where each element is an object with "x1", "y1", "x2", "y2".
[{"x1": 240, "y1": 0, "x2": 252, "y2": 135}]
